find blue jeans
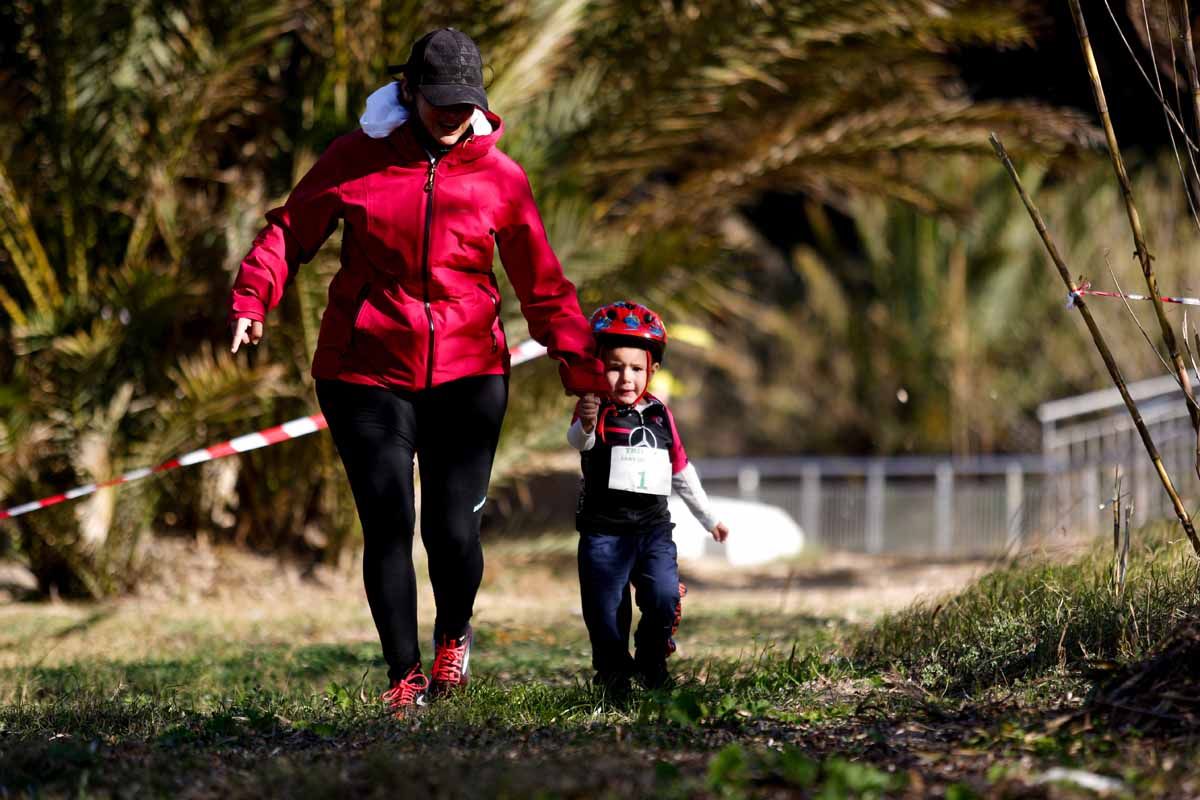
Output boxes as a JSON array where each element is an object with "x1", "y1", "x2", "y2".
[{"x1": 578, "y1": 523, "x2": 679, "y2": 677}]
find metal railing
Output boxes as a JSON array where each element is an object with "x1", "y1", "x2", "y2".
[
  {"x1": 687, "y1": 372, "x2": 1200, "y2": 557},
  {"x1": 691, "y1": 451, "x2": 1197, "y2": 557}
]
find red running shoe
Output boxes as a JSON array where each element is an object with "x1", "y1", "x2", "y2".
[
  {"x1": 381, "y1": 664, "x2": 429, "y2": 718},
  {"x1": 430, "y1": 625, "x2": 473, "y2": 697}
]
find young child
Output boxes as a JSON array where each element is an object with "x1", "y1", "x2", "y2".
[{"x1": 568, "y1": 301, "x2": 729, "y2": 692}]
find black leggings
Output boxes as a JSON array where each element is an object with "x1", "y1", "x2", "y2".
[{"x1": 316, "y1": 375, "x2": 508, "y2": 680}]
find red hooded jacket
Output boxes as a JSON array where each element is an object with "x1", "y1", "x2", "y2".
[{"x1": 230, "y1": 109, "x2": 607, "y2": 393}]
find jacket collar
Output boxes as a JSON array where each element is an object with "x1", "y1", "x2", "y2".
[
  {"x1": 385, "y1": 108, "x2": 503, "y2": 167},
  {"x1": 360, "y1": 81, "x2": 502, "y2": 164}
]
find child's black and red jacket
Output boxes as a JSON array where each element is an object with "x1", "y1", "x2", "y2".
[{"x1": 568, "y1": 394, "x2": 717, "y2": 534}]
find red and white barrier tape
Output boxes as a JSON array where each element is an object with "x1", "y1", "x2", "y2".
[
  {"x1": 1067, "y1": 280, "x2": 1200, "y2": 308},
  {"x1": 0, "y1": 341, "x2": 548, "y2": 521}
]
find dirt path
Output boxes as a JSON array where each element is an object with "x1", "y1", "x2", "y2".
[
  {"x1": 0, "y1": 537, "x2": 991, "y2": 669},
  {"x1": 678, "y1": 550, "x2": 991, "y2": 622}
]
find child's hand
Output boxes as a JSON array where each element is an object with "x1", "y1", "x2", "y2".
[
  {"x1": 578, "y1": 393, "x2": 601, "y2": 433},
  {"x1": 230, "y1": 317, "x2": 263, "y2": 353},
  {"x1": 710, "y1": 522, "x2": 729, "y2": 543}
]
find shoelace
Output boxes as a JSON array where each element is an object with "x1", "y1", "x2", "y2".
[
  {"x1": 431, "y1": 637, "x2": 467, "y2": 683},
  {"x1": 381, "y1": 667, "x2": 429, "y2": 710}
]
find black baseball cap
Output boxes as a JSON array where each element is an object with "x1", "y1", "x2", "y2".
[{"x1": 389, "y1": 28, "x2": 488, "y2": 110}]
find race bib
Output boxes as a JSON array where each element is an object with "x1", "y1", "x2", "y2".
[{"x1": 608, "y1": 445, "x2": 672, "y2": 495}]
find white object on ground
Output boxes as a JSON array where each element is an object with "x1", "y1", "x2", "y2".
[
  {"x1": 1035, "y1": 768, "x2": 1125, "y2": 795},
  {"x1": 669, "y1": 495, "x2": 804, "y2": 566}
]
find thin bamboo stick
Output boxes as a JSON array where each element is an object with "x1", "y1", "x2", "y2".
[
  {"x1": 1179, "y1": 0, "x2": 1200, "y2": 152},
  {"x1": 1068, "y1": 0, "x2": 1200, "y2": 478},
  {"x1": 1118, "y1": 506, "x2": 1131, "y2": 596},
  {"x1": 1111, "y1": 467, "x2": 1122, "y2": 591},
  {"x1": 990, "y1": 133, "x2": 1200, "y2": 555},
  {"x1": 1112, "y1": 468, "x2": 1121, "y2": 557}
]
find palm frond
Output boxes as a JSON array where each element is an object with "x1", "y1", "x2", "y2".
[
  {"x1": 0, "y1": 284, "x2": 27, "y2": 326},
  {"x1": 0, "y1": 156, "x2": 60, "y2": 313},
  {"x1": 485, "y1": 0, "x2": 589, "y2": 114}
]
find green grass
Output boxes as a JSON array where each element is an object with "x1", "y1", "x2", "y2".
[
  {"x1": 2, "y1": 529, "x2": 1199, "y2": 797},
  {"x1": 853, "y1": 521, "x2": 1200, "y2": 693},
  {"x1": 0, "y1": 612, "x2": 853, "y2": 798}
]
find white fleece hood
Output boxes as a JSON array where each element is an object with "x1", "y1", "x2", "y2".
[{"x1": 359, "y1": 82, "x2": 493, "y2": 139}]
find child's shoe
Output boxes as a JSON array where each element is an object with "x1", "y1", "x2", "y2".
[
  {"x1": 593, "y1": 670, "x2": 633, "y2": 701},
  {"x1": 429, "y1": 625, "x2": 473, "y2": 697},
  {"x1": 381, "y1": 664, "x2": 429, "y2": 718},
  {"x1": 637, "y1": 661, "x2": 674, "y2": 690}
]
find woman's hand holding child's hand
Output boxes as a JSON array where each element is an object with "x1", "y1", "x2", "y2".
[
  {"x1": 578, "y1": 394, "x2": 601, "y2": 433},
  {"x1": 710, "y1": 522, "x2": 729, "y2": 543}
]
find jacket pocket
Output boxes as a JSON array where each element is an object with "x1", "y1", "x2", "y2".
[
  {"x1": 479, "y1": 284, "x2": 501, "y2": 353},
  {"x1": 348, "y1": 282, "x2": 371, "y2": 350}
]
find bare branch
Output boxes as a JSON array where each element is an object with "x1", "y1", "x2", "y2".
[
  {"x1": 990, "y1": 132, "x2": 1200, "y2": 554},
  {"x1": 1068, "y1": 0, "x2": 1200, "y2": 477},
  {"x1": 1106, "y1": 252, "x2": 1177, "y2": 379}
]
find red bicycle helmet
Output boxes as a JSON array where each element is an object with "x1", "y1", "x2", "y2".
[{"x1": 589, "y1": 300, "x2": 667, "y2": 362}]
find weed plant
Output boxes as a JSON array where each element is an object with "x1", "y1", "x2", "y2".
[{"x1": 854, "y1": 522, "x2": 1200, "y2": 692}]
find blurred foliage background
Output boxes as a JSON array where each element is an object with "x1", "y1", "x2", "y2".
[{"x1": 1, "y1": 0, "x2": 1198, "y2": 596}]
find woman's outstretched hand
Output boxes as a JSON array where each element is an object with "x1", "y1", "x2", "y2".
[
  {"x1": 710, "y1": 522, "x2": 730, "y2": 543},
  {"x1": 230, "y1": 317, "x2": 264, "y2": 354},
  {"x1": 578, "y1": 393, "x2": 601, "y2": 433}
]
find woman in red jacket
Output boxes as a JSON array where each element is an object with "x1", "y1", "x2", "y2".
[{"x1": 228, "y1": 28, "x2": 606, "y2": 716}]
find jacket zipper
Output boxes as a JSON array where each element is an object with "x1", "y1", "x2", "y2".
[{"x1": 421, "y1": 155, "x2": 438, "y2": 389}]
